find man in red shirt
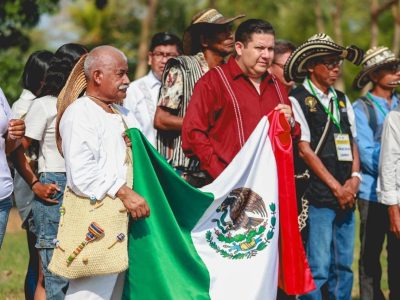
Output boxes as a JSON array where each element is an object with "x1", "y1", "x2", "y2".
[{"x1": 182, "y1": 19, "x2": 300, "y2": 179}]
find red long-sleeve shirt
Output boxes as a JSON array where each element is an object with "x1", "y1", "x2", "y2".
[{"x1": 182, "y1": 56, "x2": 301, "y2": 179}]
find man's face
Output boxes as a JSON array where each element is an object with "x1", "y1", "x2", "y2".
[
  {"x1": 308, "y1": 55, "x2": 343, "y2": 91},
  {"x1": 203, "y1": 23, "x2": 235, "y2": 57},
  {"x1": 98, "y1": 54, "x2": 130, "y2": 102},
  {"x1": 148, "y1": 44, "x2": 180, "y2": 80},
  {"x1": 235, "y1": 33, "x2": 275, "y2": 78},
  {"x1": 269, "y1": 51, "x2": 294, "y2": 89},
  {"x1": 370, "y1": 63, "x2": 400, "y2": 90}
]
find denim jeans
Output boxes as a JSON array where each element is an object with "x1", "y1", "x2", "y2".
[
  {"x1": 299, "y1": 204, "x2": 355, "y2": 300},
  {"x1": 0, "y1": 196, "x2": 12, "y2": 249},
  {"x1": 32, "y1": 172, "x2": 68, "y2": 299},
  {"x1": 358, "y1": 199, "x2": 400, "y2": 300}
]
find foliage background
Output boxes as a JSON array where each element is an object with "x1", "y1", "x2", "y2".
[{"x1": 0, "y1": 0, "x2": 399, "y2": 102}]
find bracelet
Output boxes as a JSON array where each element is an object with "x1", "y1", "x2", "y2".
[{"x1": 30, "y1": 179, "x2": 40, "y2": 189}]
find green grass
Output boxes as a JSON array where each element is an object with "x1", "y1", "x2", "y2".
[
  {"x1": 0, "y1": 213, "x2": 390, "y2": 299},
  {"x1": 0, "y1": 231, "x2": 28, "y2": 300}
]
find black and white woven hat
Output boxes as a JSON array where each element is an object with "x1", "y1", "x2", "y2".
[
  {"x1": 284, "y1": 33, "x2": 364, "y2": 82},
  {"x1": 353, "y1": 46, "x2": 400, "y2": 89}
]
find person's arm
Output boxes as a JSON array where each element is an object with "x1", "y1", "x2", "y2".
[
  {"x1": 378, "y1": 111, "x2": 400, "y2": 237},
  {"x1": 5, "y1": 119, "x2": 25, "y2": 154},
  {"x1": 154, "y1": 65, "x2": 184, "y2": 131},
  {"x1": 343, "y1": 142, "x2": 361, "y2": 195},
  {"x1": 182, "y1": 77, "x2": 227, "y2": 179},
  {"x1": 298, "y1": 141, "x2": 355, "y2": 210},
  {"x1": 153, "y1": 106, "x2": 183, "y2": 131},
  {"x1": 353, "y1": 101, "x2": 379, "y2": 176},
  {"x1": 10, "y1": 145, "x2": 60, "y2": 203}
]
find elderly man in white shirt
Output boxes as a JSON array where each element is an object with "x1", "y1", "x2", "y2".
[
  {"x1": 59, "y1": 45, "x2": 150, "y2": 300},
  {"x1": 124, "y1": 32, "x2": 182, "y2": 144}
]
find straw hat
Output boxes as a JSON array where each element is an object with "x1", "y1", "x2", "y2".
[
  {"x1": 56, "y1": 54, "x2": 88, "y2": 155},
  {"x1": 353, "y1": 46, "x2": 400, "y2": 89},
  {"x1": 182, "y1": 8, "x2": 244, "y2": 55},
  {"x1": 284, "y1": 33, "x2": 364, "y2": 82}
]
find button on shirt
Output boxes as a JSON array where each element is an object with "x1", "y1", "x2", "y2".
[
  {"x1": 0, "y1": 88, "x2": 13, "y2": 200},
  {"x1": 353, "y1": 93, "x2": 398, "y2": 201},
  {"x1": 289, "y1": 79, "x2": 357, "y2": 142},
  {"x1": 123, "y1": 71, "x2": 158, "y2": 146},
  {"x1": 60, "y1": 97, "x2": 141, "y2": 200}
]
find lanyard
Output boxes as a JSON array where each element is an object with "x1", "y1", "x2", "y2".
[
  {"x1": 307, "y1": 78, "x2": 342, "y2": 133},
  {"x1": 366, "y1": 92, "x2": 388, "y2": 117}
]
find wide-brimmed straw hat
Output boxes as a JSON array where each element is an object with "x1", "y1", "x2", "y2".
[
  {"x1": 284, "y1": 33, "x2": 364, "y2": 82},
  {"x1": 182, "y1": 8, "x2": 244, "y2": 55},
  {"x1": 353, "y1": 46, "x2": 400, "y2": 89}
]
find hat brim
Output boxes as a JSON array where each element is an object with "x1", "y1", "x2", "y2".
[
  {"x1": 284, "y1": 41, "x2": 363, "y2": 82},
  {"x1": 182, "y1": 14, "x2": 245, "y2": 55},
  {"x1": 352, "y1": 58, "x2": 400, "y2": 89}
]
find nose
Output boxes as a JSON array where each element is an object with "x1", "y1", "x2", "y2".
[
  {"x1": 261, "y1": 49, "x2": 273, "y2": 59},
  {"x1": 122, "y1": 73, "x2": 130, "y2": 84}
]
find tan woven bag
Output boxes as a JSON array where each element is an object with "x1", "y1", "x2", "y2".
[{"x1": 48, "y1": 187, "x2": 129, "y2": 279}]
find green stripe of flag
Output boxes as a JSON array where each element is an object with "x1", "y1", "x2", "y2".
[{"x1": 122, "y1": 128, "x2": 213, "y2": 300}]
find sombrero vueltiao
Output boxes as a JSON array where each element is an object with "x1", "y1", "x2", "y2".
[
  {"x1": 353, "y1": 46, "x2": 400, "y2": 89},
  {"x1": 284, "y1": 33, "x2": 364, "y2": 82},
  {"x1": 182, "y1": 8, "x2": 244, "y2": 55}
]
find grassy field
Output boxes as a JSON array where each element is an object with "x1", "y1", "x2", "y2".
[{"x1": 0, "y1": 209, "x2": 390, "y2": 299}]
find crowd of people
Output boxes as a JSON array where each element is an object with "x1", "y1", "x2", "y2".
[{"x1": 1, "y1": 7, "x2": 400, "y2": 300}]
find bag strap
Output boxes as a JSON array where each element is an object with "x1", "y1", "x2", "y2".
[
  {"x1": 359, "y1": 96, "x2": 377, "y2": 133},
  {"x1": 215, "y1": 66, "x2": 245, "y2": 147}
]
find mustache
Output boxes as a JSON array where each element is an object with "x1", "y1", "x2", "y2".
[{"x1": 118, "y1": 84, "x2": 129, "y2": 91}]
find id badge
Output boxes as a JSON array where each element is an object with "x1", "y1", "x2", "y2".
[{"x1": 334, "y1": 133, "x2": 353, "y2": 161}]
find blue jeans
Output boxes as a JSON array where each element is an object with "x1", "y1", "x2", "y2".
[
  {"x1": 32, "y1": 172, "x2": 68, "y2": 299},
  {"x1": 0, "y1": 196, "x2": 12, "y2": 249},
  {"x1": 299, "y1": 204, "x2": 355, "y2": 300}
]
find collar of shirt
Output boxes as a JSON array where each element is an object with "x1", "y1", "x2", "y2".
[
  {"x1": 146, "y1": 71, "x2": 161, "y2": 89},
  {"x1": 302, "y1": 78, "x2": 337, "y2": 106},
  {"x1": 368, "y1": 91, "x2": 399, "y2": 111}
]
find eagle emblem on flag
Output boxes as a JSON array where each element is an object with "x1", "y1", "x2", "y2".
[{"x1": 206, "y1": 187, "x2": 276, "y2": 259}]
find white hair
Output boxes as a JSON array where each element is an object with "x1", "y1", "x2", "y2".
[{"x1": 84, "y1": 45, "x2": 127, "y2": 80}]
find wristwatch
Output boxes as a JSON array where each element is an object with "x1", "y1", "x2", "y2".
[{"x1": 351, "y1": 171, "x2": 362, "y2": 182}]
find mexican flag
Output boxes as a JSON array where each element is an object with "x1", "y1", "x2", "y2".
[{"x1": 123, "y1": 111, "x2": 315, "y2": 300}]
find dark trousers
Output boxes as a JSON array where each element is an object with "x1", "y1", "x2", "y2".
[{"x1": 358, "y1": 199, "x2": 400, "y2": 300}]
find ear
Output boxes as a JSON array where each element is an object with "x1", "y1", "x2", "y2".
[
  {"x1": 235, "y1": 41, "x2": 245, "y2": 57},
  {"x1": 92, "y1": 69, "x2": 103, "y2": 85},
  {"x1": 148, "y1": 52, "x2": 152, "y2": 66}
]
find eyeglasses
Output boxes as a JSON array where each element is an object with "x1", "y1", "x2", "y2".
[
  {"x1": 317, "y1": 58, "x2": 343, "y2": 70},
  {"x1": 151, "y1": 51, "x2": 179, "y2": 60}
]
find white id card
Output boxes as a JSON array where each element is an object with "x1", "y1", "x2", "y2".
[{"x1": 334, "y1": 133, "x2": 353, "y2": 161}]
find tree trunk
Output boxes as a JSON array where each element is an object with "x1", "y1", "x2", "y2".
[
  {"x1": 134, "y1": 0, "x2": 158, "y2": 79},
  {"x1": 332, "y1": 0, "x2": 345, "y2": 92},
  {"x1": 371, "y1": 0, "x2": 379, "y2": 48},
  {"x1": 314, "y1": 0, "x2": 325, "y2": 33}
]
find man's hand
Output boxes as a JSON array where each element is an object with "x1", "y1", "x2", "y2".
[
  {"x1": 32, "y1": 182, "x2": 60, "y2": 204},
  {"x1": 332, "y1": 184, "x2": 355, "y2": 210},
  {"x1": 388, "y1": 205, "x2": 400, "y2": 239},
  {"x1": 122, "y1": 132, "x2": 132, "y2": 148},
  {"x1": 8, "y1": 119, "x2": 25, "y2": 140},
  {"x1": 117, "y1": 185, "x2": 150, "y2": 220},
  {"x1": 274, "y1": 104, "x2": 292, "y2": 122},
  {"x1": 343, "y1": 177, "x2": 360, "y2": 197}
]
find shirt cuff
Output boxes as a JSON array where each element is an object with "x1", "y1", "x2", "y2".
[
  {"x1": 107, "y1": 178, "x2": 126, "y2": 199},
  {"x1": 378, "y1": 190, "x2": 400, "y2": 206}
]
